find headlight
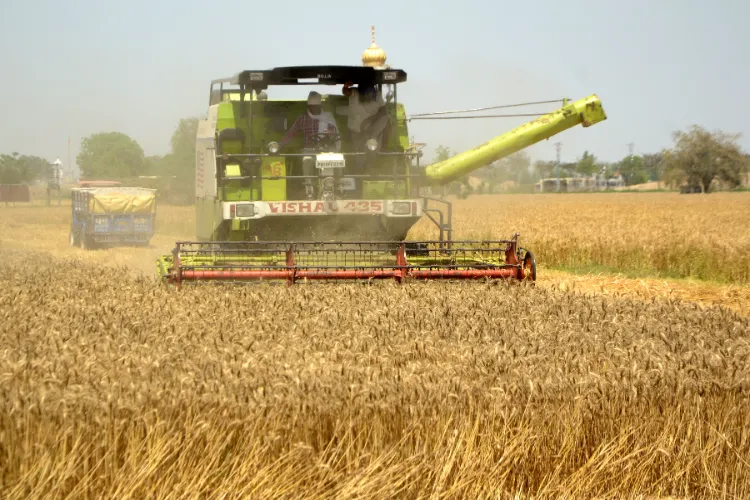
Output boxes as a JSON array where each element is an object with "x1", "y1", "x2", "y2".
[
  {"x1": 267, "y1": 141, "x2": 280, "y2": 154},
  {"x1": 235, "y1": 203, "x2": 255, "y2": 217},
  {"x1": 391, "y1": 201, "x2": 411, "y2": 215},
  {"x1": 365, "y1": 138, "x2": 379, "y2": 152}
]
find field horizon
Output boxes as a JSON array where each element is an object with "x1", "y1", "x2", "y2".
[{"x1": 3, "y1": 192, "x2": 748, "y2": 315}]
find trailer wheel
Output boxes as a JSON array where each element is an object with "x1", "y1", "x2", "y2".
[
  {"x1": 69, "y1": 230, "x2": 79, "y2": 247},
  {"x1": 79, "y1": 230, "x2": 93, "y2": 250}
]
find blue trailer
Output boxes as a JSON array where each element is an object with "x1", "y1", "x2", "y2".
[{"x1": 69, "y1": 187, "x2": 157, "y2": 249}]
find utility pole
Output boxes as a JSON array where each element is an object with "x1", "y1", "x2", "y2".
[
  {"x1": 554, "y1": 142, "x2": 562, "y2": 193},
  {"x1": 68, "y1": 137, "x2": 71, "y2": 182}
]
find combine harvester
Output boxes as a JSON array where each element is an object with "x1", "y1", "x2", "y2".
[{"x1": 158, "y1": 31, "x2": 607, "y2": 285}]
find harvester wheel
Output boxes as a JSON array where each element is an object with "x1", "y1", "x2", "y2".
[{"x1": 521, "y1": 249, "x2": 536, "y2": 281}]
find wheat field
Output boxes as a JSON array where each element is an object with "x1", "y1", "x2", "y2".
[
  {"x1": 1, "y1": 192, "x2": 750, "y2": 498},
  {"x1": 411, "y1": 192, "x2": 750, "y2": 284}
]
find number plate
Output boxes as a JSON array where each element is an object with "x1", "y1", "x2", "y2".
[
  {"x1": 316, "y1": 153, "x2": 345, "y2": 169},
  {"x1": 266, "y1": 200, "x2": 384, "y2": 215}
]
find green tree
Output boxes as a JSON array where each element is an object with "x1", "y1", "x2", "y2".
[
  {"x1": 533, "y1": 159, "x2": 580, "y2": 191},
  {"x1": 559, "y1": 162, "x2": 578, "y2": 178},
  {"x1": 0, "y1": 153, "x2": 26, "y2": 184},
  {"x1": 575, "y1": 150, "x2": 598, "y2": 177},
  {"x1": 642, "y1": 153, "x2": 665, "y2": 182},
  {"x1": 144, "y1": 154, "x2": 169, "y2": 175},
  {"x1": 0, "y1": 153, "x2": 52, "y2": 184},
  {"x1": 22, "y1": 155, "x2": 52, "y2": 181},
  {"x1": 475, "y1": 160, "x2": 499, "y2": 194},
  {"x1": 168, "y1": 117, "x2": 200, "y2": 188},
  {"x1": 534, "y1": 160, "x2": 557, "y2": 180},
  {"x1": 476, "y1": 152, "x2": 531, "y2": 193},
  {"x1": 77, "y1": 132, "x2": 146, "y2": 179},
  {"x1": 662, "y1": 125, "x2": 749, "y2": 193},
  {"x1": 618, "y1": 155, "x2": 649, "y2": 186},
  {"x1": 501, "y1": 151, "x2": 532, "y2": 184},
  {"x1": 434, "y1": 145, "x2": 451, "y2": 162},
  {"x1": 598, "y1": 162, "x2": 618, "y2": 179}
]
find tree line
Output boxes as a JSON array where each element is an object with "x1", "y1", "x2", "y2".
[
  {"x1": 74, "y1": 118, "x2": 200, "y2": 204},
  {"x1": 435, "y1": 125, "x2": 750, "y2": 196},
  {"x1": 0, "y1": 153, "x2": 54, "y2": 185},
  {"x1": 0, "y1": 117, "x2": 200, "y2": 204},
  {"x1": 3, "y1": 122, "x2": 748, "y2": 202}
]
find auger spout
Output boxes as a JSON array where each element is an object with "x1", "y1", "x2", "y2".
[{"x1": 424, "y1": 94, "x2": 607, "y2": 185}]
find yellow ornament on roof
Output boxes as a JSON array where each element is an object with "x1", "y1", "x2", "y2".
[{"x1": 361, "y1": 25, "x2": 387, "y2": 68}]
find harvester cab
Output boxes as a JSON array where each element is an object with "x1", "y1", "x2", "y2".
[
  {"x1": 158, "y1": 31, "x2": 607, "y2": 285},
  {"x1": 194, "y1": 64, "x2": 420, "y2": 244}
]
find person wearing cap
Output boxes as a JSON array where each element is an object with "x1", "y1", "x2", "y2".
[
  {"x1": 342, "y1": 81, "x2": 391, "y2": 168},
  {"x1": 278, "y1": 91, "x2": 340, "y2": 199},
  {"x1": 278, "y1": 91, "x2": 340, "y2": 151}
]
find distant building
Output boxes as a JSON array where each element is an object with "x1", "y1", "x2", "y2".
[{"x1": 534, "y1": 175, "x2": 624, "y2": 193}]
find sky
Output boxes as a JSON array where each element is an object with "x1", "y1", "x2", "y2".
[{"x1": 1, "y1": 0, "x2": 748, "y2": 175}]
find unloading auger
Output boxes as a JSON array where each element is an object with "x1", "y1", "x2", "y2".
[{"x1": 157, "y1": 38, "x2": 607, "y2": 285}]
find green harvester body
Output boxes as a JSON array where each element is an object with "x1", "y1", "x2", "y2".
[{"x1": 157, "y1": 63, "x2": 606, "y2": 284}]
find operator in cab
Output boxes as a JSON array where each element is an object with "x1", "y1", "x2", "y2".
[
  {"x1": 342, "y1": 81, "x2": 391, "y2": 168},
  {"x1": 278, "y1": 91, "x2": 341, "y2": 152},
  {"x1": 278, "y1": 91, "x2": 341, "y2": 199}
]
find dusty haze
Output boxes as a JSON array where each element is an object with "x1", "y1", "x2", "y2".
[{"x1": 1, "y1": 0, "x2": 748, "y2": 172}]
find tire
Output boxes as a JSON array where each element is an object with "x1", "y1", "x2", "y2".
[
  {"x1": 79, "y1": 230, "x2": 93, "y2": 250},
  {"x1": 522, "y1": 249, "x2": 537, "y2": 282}
]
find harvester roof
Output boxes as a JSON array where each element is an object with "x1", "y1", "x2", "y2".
[{"x1": 212, "y1": 65, "x2": 407, "y2": 90}]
